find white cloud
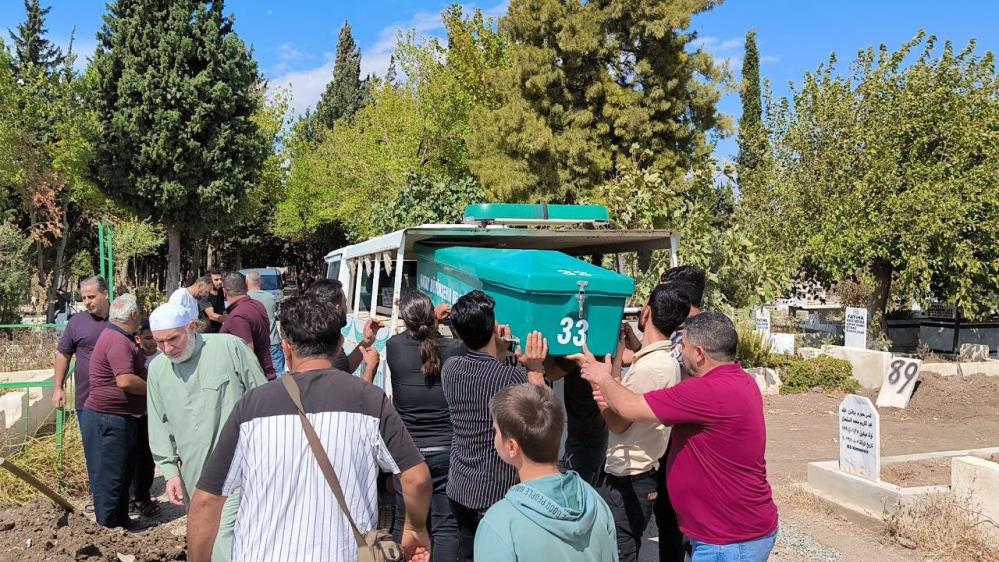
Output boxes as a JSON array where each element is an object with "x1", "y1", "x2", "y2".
[{"x1": 268, "y1": 1, "x2": 509, "y2": 117}]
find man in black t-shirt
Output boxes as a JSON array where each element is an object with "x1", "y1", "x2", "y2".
[
  {"x1": 199, "y1": 270, "x2": 226, "y2": 333},
  {"x1": 548, "y1": 357, "x2": 607, "y2": 486}
]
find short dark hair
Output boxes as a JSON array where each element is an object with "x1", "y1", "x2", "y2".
[
  {"x1": 278, "y1": 295, "x2": 346, "y2": 359},
  {"x1": 490, "y1": 384, "x2": 564, "y2": 464},
  {"x1": 223, "y1": 272, "x2": 247, "y2": 295},
  {"x1": 661, "y1": 266, "x2": 705, "y2": 307},
  {"x1": 449, "y1": 290, "x2": 495, "y2": 350},
  {"x1": 684, "y1": 311, "x2": 738, "y2": 362},
  {"x1": 80, "y1": 275, "x2": 108, "y2": 293},
  {"x1": 209, "y1": 268, "x2": 222, "y2": 276},
  {"x1": 647, "y1": 284, "x2": 691, "y2": 336},
  {"x1": 305, "y1": 279, "x2": 345, "y2": 309}
]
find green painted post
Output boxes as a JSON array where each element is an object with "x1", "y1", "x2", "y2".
[
  {"x1": 55, "y1": 406, "x2": 64, "y2": 492},
  {"x1": 21, "y1": 392, "x2": 29, "y2": 453},
  {"x1": 107, "y1": 224, "x2": 114, "y2": 300},
  {"x1": 98, "y1": 221, "x2": 106, "y2": 280}
]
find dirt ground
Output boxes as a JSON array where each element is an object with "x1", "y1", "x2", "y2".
[
  {"x1": 0, "y1": 500, "x2": 184, "y2": 561},
  {"x1": 1, "y1": 373, "x2": 996, "y2": 561},
  {"x1": 760, "y1": 372, "x2": 999, "y2": 562}
]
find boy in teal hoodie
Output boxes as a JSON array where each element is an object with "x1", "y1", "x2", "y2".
[{"x1": 474, "y1": 383, "x2": 618, "y2": 561}]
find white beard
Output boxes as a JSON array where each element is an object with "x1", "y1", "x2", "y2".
[{"x1": 167, "y1": 332, "x2": 198, "y2": 364}]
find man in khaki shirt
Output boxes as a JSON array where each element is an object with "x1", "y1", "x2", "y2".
[{"x1": 581, "y1": 283, "x2": 691, "y2": 562}]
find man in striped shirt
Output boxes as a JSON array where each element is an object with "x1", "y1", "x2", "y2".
[
  {"x1": 442, "y1": 290, "x2": 547, "y2": 562},
  {"x1": 188, "y1": 295, "x2": 432, "y2": 562}
]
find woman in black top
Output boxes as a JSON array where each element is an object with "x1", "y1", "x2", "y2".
[{"x1": 388, "y1": 291, "x2": 465, "y2": 562}]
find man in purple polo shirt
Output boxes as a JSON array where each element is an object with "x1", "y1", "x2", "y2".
[
  {"x1": 53, "y1": 275, "x2": 110, "y2": 413},
  {"x1": 84, "y1": 293, "x2": 148, "y2": 528},
  {"x1": 220, "y1": 272, "x2": 275, "y2": 380},
  {"x1": 576, "y1": 311, "x2": 779, "y2": 562}
]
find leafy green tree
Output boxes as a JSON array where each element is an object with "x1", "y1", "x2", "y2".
[
  {"x1": 90, "y1": 0, "x2": 267, "y2": 290},
  {"x1": 278, "y1": 6, "x2": 508, "y2": 243},
  {"x1": 0, "y1": 220, "x2": 32, "y2": 323},
  {"x1": 313, "y1": 22, "x2": 364, "y2": 130},
  {"x1": 112, "y1": 217, "x2": 164, "y2": 287},
  {"x1": 737, "y1": 30, "x2": 766, "y2": 198},
  {"x1": 379, "y1": 172, "x2": 482, "y2": 232},
  {"x1": 754, "y1": 32, "x2": 999, "y2": 332},
  {"x1": 466, "y1": 0, "x2": 727, "y2": 202},
  {"x1": 7, "y1": 0, "x2": 63, "y2": 76}
]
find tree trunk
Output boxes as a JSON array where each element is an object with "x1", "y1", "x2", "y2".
[
  {"x1": 192, "y1": 240, "x2": 205, "y2": 276},
  {"x1": 167, "y1": 225, "x2": 182, "y2": 291},
  {"x1": 44, "y1": 208, "x2": 71, "y2": 323},
  {"x1": 868, "y1": 259, "x2": 893, "y2": 342}
]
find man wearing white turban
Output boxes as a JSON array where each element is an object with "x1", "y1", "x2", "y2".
[{"x1": 146, "y1": 302, "x2": 268, "y2": 561}]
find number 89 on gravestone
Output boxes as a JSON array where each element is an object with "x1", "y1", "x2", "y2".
[{"x1": 876, "y1": 357, "x2": 921, "y2": 409}]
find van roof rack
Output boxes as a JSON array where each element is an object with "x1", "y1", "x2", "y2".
[{"x1": 463, "y1": 203, "x2": 610, "y2": 227}]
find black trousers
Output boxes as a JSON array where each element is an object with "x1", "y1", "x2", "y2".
[
  {"x1": 130, "y1": 415, "x2": 155, "y2": 504},
  {"x1": 598, "y1": 468, "x2": 658, "y2": 562},
  {"x1": 654, "y1": 445, "x2": 687, "y2": 562},
  {"x1": 81, "y1": 411, "x2": 137, "y2": 527},
  {"x1": 393, "y1": 451, "x2": 458, "y2": 562},
  {"x1": 449, "y1": 498, "x2": 487, "y2": 562}
]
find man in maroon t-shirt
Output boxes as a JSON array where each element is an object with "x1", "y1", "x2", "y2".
[
  {"x1": 84, "y1": 294, "x2": 148, "y2": 528},
  {"x1": 576, "y1": 312, "x2": 779, "y2": 562},
  {"x1": 219, "y1": 272, "x2": 276, "y2": 379}
]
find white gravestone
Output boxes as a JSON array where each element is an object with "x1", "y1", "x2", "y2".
[
  {"x1": 755, "y1": 308, "x2": 771, "y2": 338},
  {"x1": 839, "y1": 394, "x2": 880, "y2": 482},
  {"x1": 876, "y1": 357, "x2": 921, "y2": 408},
  {"x1": 771, "y1": 333, "x2": 796, "y2": 355},
  {"x1": 844, "y1": 307, "x2": 868, "y2": 349}
]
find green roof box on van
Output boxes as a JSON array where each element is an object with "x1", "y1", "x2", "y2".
[{"x1": 414, "y1": 245, "x2": 634, "y2": 356}]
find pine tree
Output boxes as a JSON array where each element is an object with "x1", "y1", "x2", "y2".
[
  {"x1": 90, "y1": 0, "x2": 267, "y2": 289},
  {"x1": 8, "y1": 0, "x2": 64, "y2": 76},
  {"x1": 737, "y1": 30, "x2": 765, "y2": 197},
  {"x1": 385, "y1": 55, "x2": 397, "y2": 86},
  {"x1": 313, "y1": 22, "x2": 364, "y2": 129},
  {"x1": 466, "y1": 0, "x2": 725, "y2": 202}
]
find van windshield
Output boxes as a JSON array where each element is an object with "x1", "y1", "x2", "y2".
[{"x1": 259, "y1": 275, "x2": 281, "y2": 291}]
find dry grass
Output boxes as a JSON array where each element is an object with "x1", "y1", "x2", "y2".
[
  {"x1": 883, "y1": 492, "x2": 999, "y2": 561},
  {"x1": 773, "y1": 483, "x2": 836, "y2": 517},
  {"x1": 0, "y1": 417, "x2": 89, "y2": 505},
  {"x1": 0, "y1": 330, "x2": 59, "y2": 372}
]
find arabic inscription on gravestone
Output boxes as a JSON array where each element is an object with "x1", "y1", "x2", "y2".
[{"x1": 838, "y1": 394, "x2": 880, "y2": 482}]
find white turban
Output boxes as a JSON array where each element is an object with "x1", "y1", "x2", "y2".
[{"x1": 150, "y1": 303, "x2": 194, "y2": 331}]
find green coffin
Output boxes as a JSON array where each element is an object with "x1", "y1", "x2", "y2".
[{"x1": 414, "y1": 245, "x2": 634, "y2": 356}]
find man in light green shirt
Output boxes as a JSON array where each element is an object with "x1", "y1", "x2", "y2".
[
  {"x1": 148, "y1": 303, "x2": 267, "y2": 562},
  {"x1": 245, "y1": 270, "x2": 284, "y2": 376}
]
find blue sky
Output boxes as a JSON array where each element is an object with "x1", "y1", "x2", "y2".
[{"x1": 2, "y1": 1, "x2": 997, "y2": 164}]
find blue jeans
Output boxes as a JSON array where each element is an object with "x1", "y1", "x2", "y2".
[
  {"x1": 81, "y1": 411, "x2": 138, "y2": 527},
  {"x1": 690, "y1": 528, "x2": 778, "y2": 562},
  {"x1": 77, "y1": 408, "x2": 97, "y2": 494},
  {"x1": 393, "y1": 451, "x2": 457, "y2": 562},
  {"x1": 270, "y1": 344, "x2": 286, "y2": 378}
]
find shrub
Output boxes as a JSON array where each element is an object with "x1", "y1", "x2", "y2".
[
  {"x1": 736, "y1": 323, "x2": 773, "y2": 369},
  {"x1": 779, "y1": 356, "x2": 858, "y2": 394}
]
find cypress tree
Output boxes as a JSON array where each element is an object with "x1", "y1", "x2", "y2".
[
  {"x1": 737, "y1": 30, "x2": 765, "y2": 195},
  {"x1": 90, "y1": 0, "x2": 267, "y2": 289},
  {"x1": 313, "y1": 22, "x2": 364, "y2": 129},
  {"x1": 7, "y1": 0, "x2": 64, "y2": 76}
]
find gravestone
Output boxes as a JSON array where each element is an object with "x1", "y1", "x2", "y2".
[
  {"x1": 755, "y1": 308, "x2": 771, "y2": 338},
  {"x1": 959, "y1": 343, "x2": 990, "y2": 362},
  {"x1": 771, "y1": 333, "x2": 795, "y2": 355},
  {"x1": 838, "y1": 394, "x2": 880, "y2": 482},
  {"x1": 876, "y1": 356, "x2": 921, "y2": 408},
  {"x1": 844, "y1": 307, "x2": 868, "y2": 349}
]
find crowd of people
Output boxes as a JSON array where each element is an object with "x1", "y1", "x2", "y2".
[{"x1": 51, "y1": 264, "x2": 779, "y2": 562}]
